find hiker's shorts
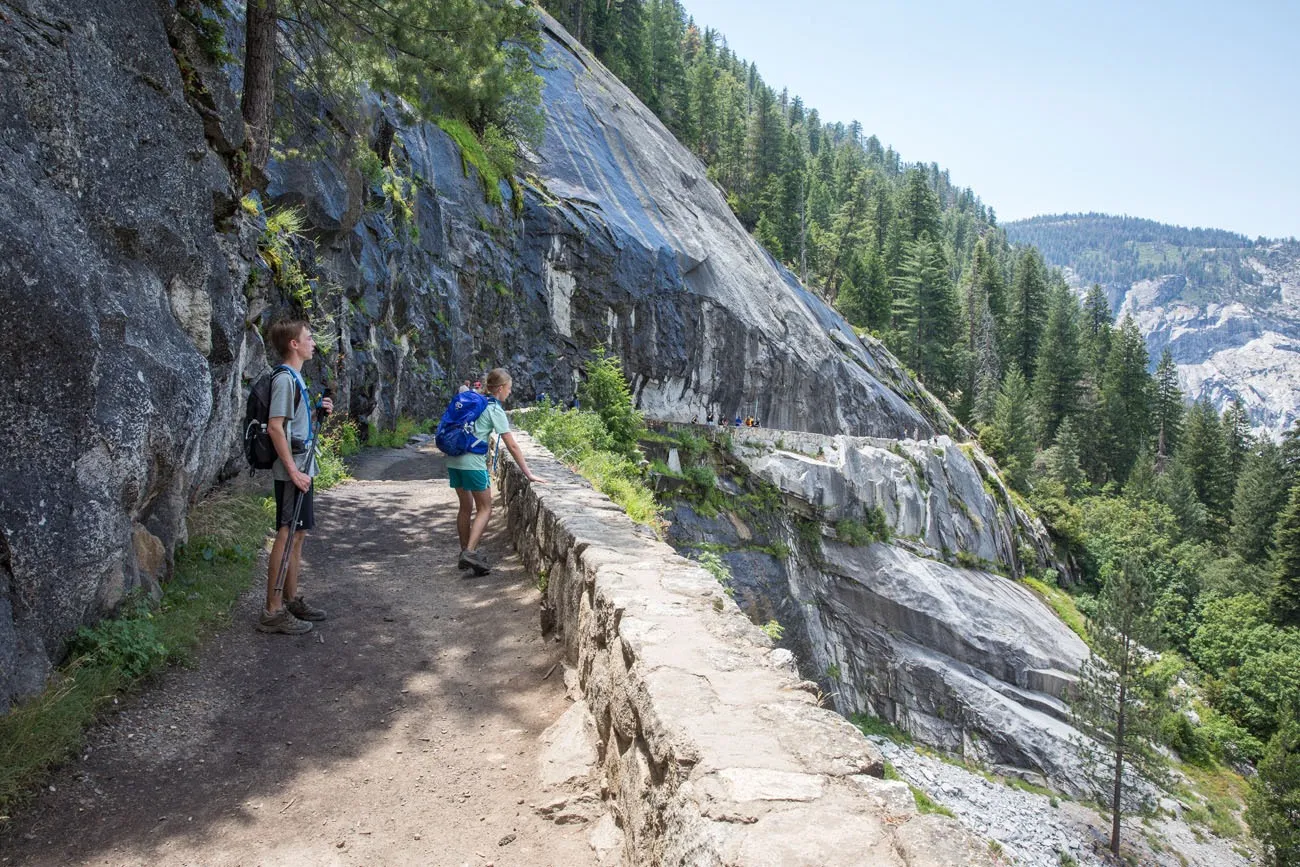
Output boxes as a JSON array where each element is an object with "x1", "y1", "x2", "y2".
[
  {"x1": 274, "y1": 480, "x2": 316, "y2": 531},
  {"x1": 448, "y1": 468, "x2": 490, "y2": 492}
]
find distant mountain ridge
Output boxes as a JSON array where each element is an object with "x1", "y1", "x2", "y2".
[{"x1": 1005, "y1": 213, "x2": 1300, "y2": 437}]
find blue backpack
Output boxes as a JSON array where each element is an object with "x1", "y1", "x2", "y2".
[{"x1": 435, "y1": 391, "x2": 497, "y2": 456}]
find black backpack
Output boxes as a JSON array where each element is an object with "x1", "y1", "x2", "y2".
[{"x1": 243, "y1": 366, "x2": 301, "y2": 471}]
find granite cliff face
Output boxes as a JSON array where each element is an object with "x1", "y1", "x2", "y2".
[
  {"x1": 657, "y1": 428, "x2": 1090, "y2": 793},
  {"x1": 1110, "y1": 264, "x2": 1300, "y2": 439},
  {"x1": 0, "y1": 2, "x2": 953, "y2": 706}
]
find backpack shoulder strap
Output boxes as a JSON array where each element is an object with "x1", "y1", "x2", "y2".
[{"x1": 272, "y1": 365, "x2": 302, "y2": 411}]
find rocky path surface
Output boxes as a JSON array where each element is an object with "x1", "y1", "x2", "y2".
[
  {"x1": 871, "y1": 737, "x2": 1253, "y2": 867},
  {"x1": 1, "y1": 446, "x2": 599, "y2": 867}
]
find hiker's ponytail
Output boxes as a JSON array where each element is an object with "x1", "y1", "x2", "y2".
[{"x1": 485, "y1": 368, "x2": 511, "y2": 394}]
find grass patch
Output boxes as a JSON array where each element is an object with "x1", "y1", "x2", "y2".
[
  {"x1": 1020, "y1": 575, "x2": 1090, "y2": 644},
  {"x1": 0, "y1": 492, "x2": 272, "y2": 815},
  {"x1": 1005, "y1": 776, "x2": 1056, "y2": 798},
  {"x1": 1178, "y1": 761, "x2": 1247, "y2": 839},
  {"x1": 436, "y1": 117, "x2": 510, "y2": 206},
  {"x1": 851, "y1": 712, "x2": 913, "y2": 744},
  {"x1": 910, "y1": 785, "x2": 956, "y2": 817}
]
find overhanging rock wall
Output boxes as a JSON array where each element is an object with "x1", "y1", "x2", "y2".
[{"x1": 497, "y1": 432, "x2": 998, "y2": 867}]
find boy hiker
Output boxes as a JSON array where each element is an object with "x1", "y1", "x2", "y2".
[{"x1": 259, "y1": 318, "x2": 333, "y2": 634}]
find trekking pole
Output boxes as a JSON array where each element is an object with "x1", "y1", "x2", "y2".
[
  {"x1": 272, "y1": 483, "x2": 305, "y2": 599},
  {"x1": 272, "y1": 385, "x2": 330, "y2": 599}
]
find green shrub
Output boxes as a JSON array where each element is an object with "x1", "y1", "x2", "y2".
[
  {"x1": 332, "y1": 418, "x2": 362, "y2": 457},
  {"x1": 836, "y1": 508, "x2": 889, "y2": 547},
  {"x1": 1160, "y1": 710, "x2": 1214, "y2": 765},
  {"x1": 695, "y1": 551, "x2": 733, "y2": 596},
  {"x1": 797, "y1": 519, "x2": 823, "y2": 548},
  {"x1": 761, "y1": 619, "x2": 785, "y2": 640},
  {"x1": 519, "y1": 405, "x2": 663, "y2": 535},
  {"x1": 578, "y1": 346, "x2": 645, "y2": 456},
  {"x1": 69, "y1": 597, "x2": 167, "y2": 679},
  {"x1": 672, "y1": 430, "x2": 709, "y2": 464},
  {"x1": 368, "y1": 415, "x2": 424, "y2": 449},
  {"x1": 314, "y1": 433, "x2": 351, "y2": 490}
]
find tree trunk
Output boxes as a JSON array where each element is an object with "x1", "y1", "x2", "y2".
[
  {"x1": 241, "y1": 0, "x2": 278, "y2": 189},
  {"x1": 1110, "y1": 647, "x2": 1129, "y2": 856}
]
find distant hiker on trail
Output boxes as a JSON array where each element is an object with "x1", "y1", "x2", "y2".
[
  {"x1": 706, "y1": 410, "x2": 715, "y2": 424},
  {"x1": 691, "y1": 414, "x2": 698, "y2": 424},
  {"x1": 445, "y1": 368, "x2": 544, "y2": 576},
  {"x1": 734, "y1": 415, "x2": 742, "y2": 427},
  {"x1": 260, "y1": 318, "x2": 332, "y2": 635}
]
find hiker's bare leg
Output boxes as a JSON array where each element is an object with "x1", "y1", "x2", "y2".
[
  {"x1": 465, "y1": 488, "x2": 493, "y2": 552},
  {"x1": 266, "y1": 526, "x2": 292, "y2": 611},
  {"x1": 283, "y1": 531, "x2": 307, "y2": 601},
  {"x1": 456, "y1": 488, "x2": 475, "y2": 550}
]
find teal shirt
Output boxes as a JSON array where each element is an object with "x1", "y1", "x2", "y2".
[{"x1": 445, "y1": 401, "x2": 509, "y2": 471}]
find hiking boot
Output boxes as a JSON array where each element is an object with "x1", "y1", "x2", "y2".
[
  {"x1": 457, "y1": 549, "x2": 473, "y2": 571},
  {"x1": 286, "y1": 595, "x2": 328, "y2": 621},
  {"x1": 257, "y1": 607, "x2": 313, "y2": 635},
  {"x1": 459, "y1": 549, "x2": 491, "y2": 576}
]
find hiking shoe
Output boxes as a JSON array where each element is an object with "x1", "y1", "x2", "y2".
[
  {"x1": 460, "y1": 549, "x2": 491, "y2": 576},
  {"x1": 457, "y1": 550, "x2": 473, "y2": 571},
  {"x1": 257, "y1": 607, "x2": 313, "y2": 635},
  {"x1": 286, "y1": 595, "x2": 328, "y2": 621}
]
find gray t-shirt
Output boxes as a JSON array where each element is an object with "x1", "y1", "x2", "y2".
[{"x1": 270, "y1": 368, "x2": 315, "y2": 480}]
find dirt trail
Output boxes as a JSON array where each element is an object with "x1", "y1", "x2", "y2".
[{"x1": 1, "y1": 446, "x2": 597, "y2": 867}]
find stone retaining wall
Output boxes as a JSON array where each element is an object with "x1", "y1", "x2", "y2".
[{"x1": 497, "y1": 432, "x2": 998, "y2": 867}]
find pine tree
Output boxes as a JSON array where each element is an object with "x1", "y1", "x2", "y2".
[
  {"x1": 1072, "y1": 557, "x2": 1170, "y2": 857},
  {"x1": 1271, "y1": 484, "x2": 1300, "y2": 628},
  {"x1": 1151, "y1": 349, "x2": 1184, "y2": 466},
  {"x1": 1223, "y1": 398, "x2": 1253, "y2": 492},
  {"x1": 242, "y1": 0, "x2": 544, "y2": 182},
  {"x1": 1283, "y1": 420, "x2": 1300, "y2": 483},
  {"x1": 896, "y1": 168, "x2": 942, "y2": 240},
  {"x1": 1181, "y1": 399, "x2": 1232, "y2": 528},
  {"x1": 1245, "y1": 713, "x2": 1300, "y2": 866},
  {"x1": 1032, "y1": 282, "x2": 1082, "y2": 444},
  {"x1": 1125, "y1": 447, "x2": 1158, "y2": 502},
  {"x1": 1081, "y1": 284, "x2": 1113, "y2": 370},
  {"x1": 1100, "y1": 316, "x2": 1152, "y2": 483},
  {"x1": 1045, "y1": 417, "x2": 1084, "y2": 497},
  {"x1": 1158, "y1": 456, "x2": 1209, "y2": 542},
  {"x1": 1007, "y1": 247, "x2": 1050, "y2": 380},
  {"x1": 1074, "y1": 374, "x2": 1109, "y2": 485},
  {"x1": 980, "y1": 369, "x2": 1037, "y2": 489},
  {"x1": 889, "y1": 235, "x2": 958, "y2": 392},
  {"x1": 1231, "y1": 443, "x2": 1289, "y2": 565}
]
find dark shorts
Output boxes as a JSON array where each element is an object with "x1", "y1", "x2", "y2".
[{"x1": 274, "y1": 479, "x2": 315, "y2": 531}]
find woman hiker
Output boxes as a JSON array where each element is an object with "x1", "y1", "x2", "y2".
[{"x1": 447, "y1": 368, "x2": 545, "y2": 575}]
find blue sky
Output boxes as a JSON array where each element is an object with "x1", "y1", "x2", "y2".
[{"x1": 679, "y1": 0, "x2": 1300, "y2": 240}]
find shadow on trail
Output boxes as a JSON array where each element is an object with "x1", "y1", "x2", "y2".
[{"x1": 3, "y1": 447, "x2": 563, "y2": 864}]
